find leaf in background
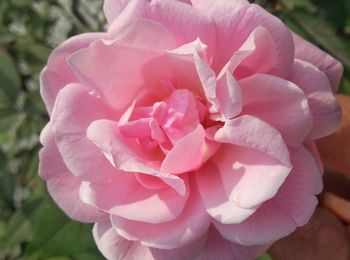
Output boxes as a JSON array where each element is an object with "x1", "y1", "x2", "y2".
[
  {"x1": 0, "y1": 24, "x2": 15, "y2": 46},
  {"x1": 340, "y1": 76, "x2": 350, "y2": 95},
  {"x1": 0, "y1": 50, "x2": 21, "y2": 102},
  {"x1": 3, "y1": 198, "x2": 42, "y2": 250},
  {"x1": 257, "y1": 252, "x2": 273, "y2": 260},
  {"x1": 24, "y1": 198, "x2": 102, "y2": 260},
  {"x1": 280, "y1": 0, "x2": 317, "y2": 12},
  {"x1": 289, "y1": 11, "x2": 350, "y2": 72}
]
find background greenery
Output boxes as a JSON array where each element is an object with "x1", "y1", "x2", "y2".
[{"x1": 0, "y1": 0, "x2": 349, "y2": 259}]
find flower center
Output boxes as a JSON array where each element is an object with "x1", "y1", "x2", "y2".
[{"x1": 119, "y1": 89, "x2": 208, "y2": 153}]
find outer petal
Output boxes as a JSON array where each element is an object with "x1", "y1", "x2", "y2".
[
  {"x1": 288, "y1": 59, "x2": 341, "y2": 140},
  {"x1": 193, "y1": 1, "x2": 294, "y2": 75},
  {"x1": 39, "y1": 137, "x2": 107, "y2": 223},
  {"x1": 108, "y1": 0, "x2": 216, "y2": 56},
  {"x1": 80, "y1": 173, "x2": 188, "y2": 224},
  {"x1": 293, "y1": 33, "x2": 343, "y2": 92},
  {"x1": 196, "y1": 161, "x2": 258, "y2": 224},
  {"x1": 197, "y1": 226, "x2": 266, "y2": 260},
  {"x1": 239, "y1": 73, "x2": 313, "y2": 146},
  {"x1": 103, "y1": 0, "x2": 130, "y2": 26},
  {"x1": 68, "y1": 20, "x2": 176, "y2": 111},
  {"x1": 40, "y1": 32, "x2": 105, "y2": 114},
  {"x1": 214, "y1": 116, "x2": 292, "y2": 209},
  {"x1": 215, "y1": 115, "x2": 291, "y2": 167},
  {"x1": 110, "y1": 178, "x2": 211, "y2": 250},
  {"x1": 214, "y1": 146, "x2": 322, "y2": 246},
  {"x1": 93, "y1": 222, "x2": 207, "y2": 260},
  {"x1": 51, "y1": 84, "x2": 117, "y2": 182},
  {"x1": 218, "y1": 26, "x2": 289, "y2": 80}
]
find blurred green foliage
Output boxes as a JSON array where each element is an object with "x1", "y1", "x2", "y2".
[{"x1": 0, "y1": 0, "x2": 349, "y2": 259}]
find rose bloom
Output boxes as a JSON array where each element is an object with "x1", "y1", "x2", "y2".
[{"x1": 39, "y1": 0, "x2": 342, "y2": 259}]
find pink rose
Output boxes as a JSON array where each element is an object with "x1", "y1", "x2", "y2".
[{"x1": 39, "y1": 0, "x2": 342, "y2": 259}]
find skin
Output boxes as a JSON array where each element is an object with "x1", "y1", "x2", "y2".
[{"x1": 269, "y1": 95, "x2": 350, "y2": 260}]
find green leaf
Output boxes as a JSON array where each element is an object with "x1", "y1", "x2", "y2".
[
  {"x1": 0, "y1": 50, "x2": 21, "y2": 102},
  {"x1": 289, "y1": 11, "x2": 350, "y2": 71},
  {"x1": 4, "y1": 198, "x2": 42, "y2": 249},
  {"x1": 24, "y1": 198, "x2": 102, "y2": 260},
  {"x1": 279, "y1": 0, "x2": 316, "y2": 12},
  {"x1": 256, "y1": 252, "x2": 273, "y2": 260},
  {"x1": 339, "y1": 75, "x2": 350, "y2": 95},
  {"x1": 0, "y1": 24, "x2": 15, "y2": 45}
]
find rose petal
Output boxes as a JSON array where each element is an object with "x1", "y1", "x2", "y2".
[
  {"x1": 86, "y1": 119, "x2": 186, "y2": 195},
  {"x1": 216, "y1": 71, "x2": 242, "y2": 120},
  {"x1": 68, "y1": 20, "x2": 176, "y2": 111},
  {"x1": 40, "y1": 32, "x2": 105, "y2": 114},
  {"x1": 111, "y1": 178, "x2": 211, "y2": 249},
  {"x1": 214, "y1": 146, "x2": 322, "y2": 245},
  {"x1": 108, "y1": 0, "x2": 216, "y2": 55},
  {"x1": 39, "y1": 137, "x2": 107, "y2": 223},
  {"x1": 215, "y1": 115, "x2": 291, "y2": 167},
  {"x1": 288, "y1": 59, "x2": 341, "y2": 140},
  {"x1": 196, "y1": 161, "x2": 258, "y2": 224},
  {"x1": 93, "y1": 221, "x2": 207, "y2": 260},
  {"x1": 51, "y1": 84, "x2": 117, "y2": 182},
  {"x1": 239, "y1": 73, "x2": 313, "y2": 146},
  {"x1": 293, "y1": 33, "x2": 343, "y2": 92},
  {"x1": 197, "y1": 226, "x2": 267, "y2": 260},
  {"x1": 161, "y1": 125, "x2": 205, "y2": 174},
  {"x1": 194, "y1": 51, "x2": 219, "y2": 113},
  {"x1": 80, "y1": 173, "x2": 189, "y2": 224},
  {"x1": 165, "y1": 38, "x2": 207, "y2": 94},
  {"x1": 103, "y1": 0, "x2": 130, "y2": 26},
  {"x1": 194, "y1": 51, "x2": 243, "y2": 120},
  {"x1": 212, "y1": 144, "x2": 291, "y2": 211},
  {"x1": 194, "y1": 2, "x2": 293, "y2": 75}
]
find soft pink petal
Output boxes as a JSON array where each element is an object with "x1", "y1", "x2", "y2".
[
  {"x1": 195, "y1": 50, "x2": 243, "y2": 120},
  {"x1": 161, "y1": 125, "x2": 205, "y2": 174},
  {"x1": 111, "y1": 178, "x2": 211, "y2": 249},
  {"x1": 218, "y1": 26, "x2": 286, "y2": 81},
  {"x1": 165, "y1": 38, "x2": 207, "y2": 94},
  {"x1": 39, "y1": 121, "x2": 53, "y2": 146},
  {"x1": 103, "y1": 0, "x2": 130, "y2": 26},
  {"x1": 215, "y1": 146, "x2": 322, "y2": 245},
  {"x1": 305, "y1": 141, "x2": 324, "y2": 173},
  {"x1": 93, "y1": 221, "x2": 207, "y2": 260},
  {"x1": 197, "y1": 226, "x2": 267, "y2": 260},
  {"x1": 196, "y1": 161, "x2": 258, "y2": 224},
  {"x1": 288, "y1": 59, "x2": 341, "y2": 140},
  {"x1": 110, "y1": 18, "x2": 176, "y2": 50},
  {"x1": 68, "y1": 20, "x2": 176, "y2": 112},
  {"x1": 86, "y1": 119, "x2": 186, "y2": 195},
  {"x1": 194, "y1": 51, "x2": 219, "y2": 113},
  {"x1": 40, "y1": 32, "x2": 105, "y2": 114},
  {"x1": 214, "y1": 144, "x2": 291, "y2": 210},
  {"x1": 194, "y1": 2, "x2": 293, "y2": 75},
  {"x1": 239, "y1": 74, "x2": 313, "y2": 146},
  {"x1": 108, "y1": 0, "x2": 216, "y2": 55},
  {"x1": 293, "y1": 33, "x2": 343, "y2": 92},
  {"x1": 51, "y1": 84, "x2": 117, "y2": 182},
  {"x1": 216, "y1": 71, "x2": 242, "y2": 119},
  {"x1": 39, "y1": 137, "x2": 107, "y2": 223},
  {"x1": 215, "y1": 115, "x2": 291, "y2": 167},
  {"x1": 80, "y1": 173, "x2": 189, "y2": 224},
  {"x1": 214, "y1": 116, "x2": 292, "y2": 209},
  {"x1": 162, "y1": 89, "x2": 201, "y2": 143}
]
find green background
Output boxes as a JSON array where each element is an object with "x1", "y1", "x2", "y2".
[{"x1": 0, "y1": 0, "x2": 349, "y2": 259}]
